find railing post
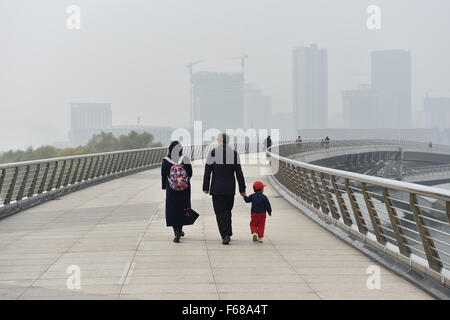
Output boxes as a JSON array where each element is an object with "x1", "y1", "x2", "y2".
[
  {"x1": 303, "y1": 169, "x2": 320, "y2": 209},
  {"x1": 83, "y1": 158, "x2": 93, "y2": 181},
  {"x1": 345, "y1": 179, "x2": 368, "y2": 234},
  {"x1": 276, "y1": 161, "x2": 289, "y2": 190},
  {"x1": 64, "y1": 159, "x2": 74, "y2": 187},
  {"x1": 144, "y1": 151, "x2": 152, "y2": 166},
  {"x1": 134, "y1": 152, "x2": 141, "y2": 168},
  {"x1": 139, "y1": 151, "x2": 147, "y2": 168},
  {"x1": 109, "y1": 154, "x2": 118, "y2": 174},
  {"x1": 38, "y1": 163, "x2": 50, "y2": 194},
  {"x1": 331, "y1": 176, "x2": 353, "y2": 227},
  {"x1": 124, "y1": 152, "x2": 131, "y2": 170},
  {"x1": 102, "y1": 155, "x2": 111, "y2": 176},
  {"x1": 383, "y1": 188, "x2": 410, "y2": 256},
  {"x1": 311, "y1": 170, "x2": 329, "y2": 214},
  {"x1": 78, "y1": 158, "x2": 88, "y2": 182},
  {"x1": 0, "y1": 169, "x2": 6, "y2": 198},
  {"x1": 90, "y1": 156, "x2": 101, "y2": 179},
  {"x1": 56, "y1": 160, "x2": 67, "y2": 189},
  {"x1": 297, "y1": 167, "x2": 313, "y2": 205},
  {"x1": 446, "y1": 201, "x2": 450, "y2": 224},
  {"x1": 16, "y1": 165, "x2": 30, "y2": 201},
  {"x1": 47, "y1": 162, "x2": 58, "y2": 192},
  {"x1": 293, "y1": 165, "x2": 308, "y2": 202},
  {"x1": 148, "y1": 150, "x2": 156, "y2": 167},
  {"x1": 5, "y1": 167, "x2": 19, "y2": 205},
  {"x1": 320, "y1": 173, "x2": 340, "y2": 220},
  {"x1": 28, "y1": 164, "x2": 40, "y2": 198},
  {"x1": 115, "y1": 154, "x2": 124, "y2": 173},
  {"x1": 410, "y1": 193, "x2": 442, "y2": 272},
  {"x1": 287, "y1": 164, "x2": 300, "y2": 196},
  {"x1": 361, "y1": 182, "x2": 386, "y2": 244}
]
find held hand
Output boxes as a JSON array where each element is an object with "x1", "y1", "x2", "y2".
[
  {"x1": 203, "y1": 190, "x2": 209, "y2": 195},
  {"x1": 240, "y1": 192, "x2": 246, "y2": 197}
]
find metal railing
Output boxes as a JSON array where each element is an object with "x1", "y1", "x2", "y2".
[
  {"x1": 267, "y1": 140, "x2": 450, "y2": 286},
  {"x1": 276, "y1": 139, "x2": 450, "y2": 159},
  {"x1": 0, "y1": 141, "x2": 271, "y2": 217}
]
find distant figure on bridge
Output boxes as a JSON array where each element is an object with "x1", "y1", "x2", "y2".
[
  {"x1": 324, "y1": 136, "x2": 330, "y2": 148},
  {"x1": 161, "y1": 141, "x2": 194, "y2": 243},
  {"x1": 203, "y1": 133, "x2": 246, "y2": 245},
  {"x1": 295, "y1": 136, "x2": 302, "y2": 143},
  {"x1": 429, "y1": 141, "x2": 433, "y2": 148},
  {"x1": 243, "y1": 181, "x2": 272, "y2": 243},
  {"x1": 263, "y1": 135, "x2": 272, "y2": 150}
]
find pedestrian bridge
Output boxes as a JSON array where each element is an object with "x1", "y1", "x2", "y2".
[{"x1": 0, "y1": 141, "x2": 449, "y2": 299}]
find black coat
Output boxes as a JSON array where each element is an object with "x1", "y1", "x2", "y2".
[
  {"x1": 264, "y1": 137, "x2": 272, "y2": 149},
  {"x1": 161, "y1": 155, "x2": 193, "y2": 227},
  {"x1": 202, "y1": 145, "x2": 246, "y2": 195}
]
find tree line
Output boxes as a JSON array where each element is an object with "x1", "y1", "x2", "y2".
[{"x1": 0, "y1": 131, "x2": 162, "y2": 164}]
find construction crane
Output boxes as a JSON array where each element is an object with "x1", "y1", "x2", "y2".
[
  {"x1": 226, "y1": 54, "x2": 248, "y2": 75},
  {"x1": 187, "y1": 60, "x2": 202, "y2": 128}
]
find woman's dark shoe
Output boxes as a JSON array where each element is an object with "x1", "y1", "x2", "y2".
[
  {"x1": 222, "y1": 235, "x2": 230, "y2": 245},
  {"x1": 180, "y1": 231, "x2": 185, "y2": 237},
  {"x1": 173, "y1": 232, "x2": 181, "y2": 243}
]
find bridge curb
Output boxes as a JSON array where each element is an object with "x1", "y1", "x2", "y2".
[{"x1": 268, "y1": 172, "x2": 450, "y2": 300}]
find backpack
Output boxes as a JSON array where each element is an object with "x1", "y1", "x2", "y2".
[{"x1": 164, "y1": 155, "x2": 189, "y2": 191}]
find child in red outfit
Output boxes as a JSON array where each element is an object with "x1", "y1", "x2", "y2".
[{"x1": 243, "y1": 181, "x2": 272, "y2": 242}]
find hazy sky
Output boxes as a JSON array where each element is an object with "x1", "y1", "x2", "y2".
[{"x1": 1, "y1": 0, "x2": 450, "y2": 150}]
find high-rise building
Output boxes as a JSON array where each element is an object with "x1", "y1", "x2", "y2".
[
  {"x1": 371, "y1": 50, "x2": 411, "y2": 128},
  {"x1": 192, "y1": 72, "x2": 244, "y2": 131},
  {"x1": 343, "y1": 85, "x2": 378, "y2": 129},
  {"x1": 245, "y1": 85, "x2": 272, "y2": 129},
  {"x1": 424, "y1": 95, "x2": 450, "y2": 129},
  {"x1": 69, "y1": 103, "x2": 112, "y2": 146},
  {"x1": 292, "y1": 44, "x2": 328, "y2": 130}
]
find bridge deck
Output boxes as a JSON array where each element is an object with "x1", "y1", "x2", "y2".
[{"x1": 0, "y1": 155, "x2": 431, "y2": 299}]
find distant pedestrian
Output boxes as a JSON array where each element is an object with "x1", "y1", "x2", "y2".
[
  {"x1": 295, "y1": 136, "x2": 302, "y2": 143},
  {"x1": 203, "y1": 133, "x2": 246, "y2": 245},
  {"x1": 243, "y1": 181, "x2": 272, "y2": 243},
  {"x1": 324, "y1": 136, "x2": 330, "y2": 148},
  {"x1": 161, "y1": 141, "x2": 195, "y2": 243},
  {"x1": 264, "y1": 135, "x2": 272, "y2": 150}
]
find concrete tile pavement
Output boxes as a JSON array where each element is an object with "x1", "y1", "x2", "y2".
[{"x1": 0, "y1": 154, "x2": 432, "y2": 300}]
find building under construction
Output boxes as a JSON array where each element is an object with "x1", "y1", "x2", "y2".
[{"x1": 192, "y1": 72, "x2": 244, "y2": 132}]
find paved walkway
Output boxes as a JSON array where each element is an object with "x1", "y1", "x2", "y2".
[{"x1": 0, "y1": 154, "x2": 432, "y2": 299}]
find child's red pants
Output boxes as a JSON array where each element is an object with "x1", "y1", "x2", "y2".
[{"x1": 250, "y1": 213, "x2": 267, "y2": 238}]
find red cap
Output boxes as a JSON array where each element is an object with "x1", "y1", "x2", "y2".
[{"x1": 253, "y1": 181, "x2": 266, "y2": 190}]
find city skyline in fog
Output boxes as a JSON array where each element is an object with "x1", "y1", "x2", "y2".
[{"x1": 1, "y1": 0, "x2": 450, "y2": 150}]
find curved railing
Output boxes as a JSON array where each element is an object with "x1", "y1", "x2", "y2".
[
  {"x1": 0, "y1": 141, "x2": 270, "y2": 218},
  {"x1": 267, "y1": 140, "x2": 450, "y2": 287},
  {"x1": 275, "y1": 139, "x2": 450, "y2": 159}
]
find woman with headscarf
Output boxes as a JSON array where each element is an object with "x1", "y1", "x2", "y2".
[{"x1": 161, "y1": 141, "x2": 193, "y2": 243}]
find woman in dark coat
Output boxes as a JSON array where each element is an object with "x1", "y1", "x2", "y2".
[{"x1": 161, "y1": 141, "x2": 193, "y2": 243}]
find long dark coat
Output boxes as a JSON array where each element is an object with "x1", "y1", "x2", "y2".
[
  {"x1": 202, "y1": 144, "x2": 246, "y2": 195},
  {"x1": 161, "y1": 154, "x2": 193, "y2": 227}
]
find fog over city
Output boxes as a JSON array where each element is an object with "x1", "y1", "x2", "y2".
[{"x1": 1, "y1": 0, "x2": 450, "y2": 150}]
